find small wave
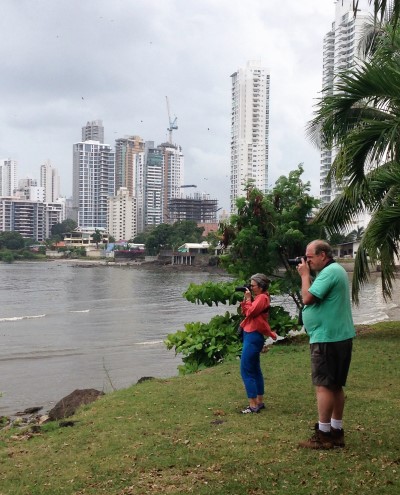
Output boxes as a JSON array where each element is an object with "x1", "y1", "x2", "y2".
[
  {"x1": 135, "y1": 340, "x2": 164, "y2": 346},
  {"x1": 69, "y1": 309, "x2": 90, "y2": 313},
  {"x1": 0, "y1": 314, "x2": 46, "y2": 323},
  {"x1": 0, "y1": 349, "x2": 84, "y2": 362}
]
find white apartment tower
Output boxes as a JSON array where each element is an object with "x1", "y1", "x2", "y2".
[
  {"x1": 40, "y1": 160, "x2": 60, "y2": 202},
  {"x1": 0, "y1": 159, "x2": 18, "y2": 196},
  {"x1": 320, "y1": 0, "x2": 370, "y2": 206},
  {"x1": 230, "y1": 60, "x2": 270, "y2": 212},
  {"x1": 72, "y1": 140, "x2": 115, "y2": 229},
  {"x1": 107, "y1": 187, "x2": 137, "y2": 241}
]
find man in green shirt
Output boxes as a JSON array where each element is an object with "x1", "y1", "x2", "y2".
[{"x1": 297, "y1": 240, "x2": 355, "y2": 449}]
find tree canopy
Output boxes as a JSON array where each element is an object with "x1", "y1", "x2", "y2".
[
  {"x1": 51, "y1": 219, "x2": 78, "y2": 238},
  {"x1": 0, "y1": 231, "x2": 25, "y2": 250},
  {"x1": 220, "y1": 165, "x2": 321, "y2": 281},
  {"x1": 136, "y1": 221, "x2": 205, "y2": 255}
]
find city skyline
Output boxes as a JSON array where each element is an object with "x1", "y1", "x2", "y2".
[{"x1": 0, "y1": 0, "x2": 358, "y2": 212}]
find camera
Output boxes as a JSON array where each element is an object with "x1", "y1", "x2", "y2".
[
  {"x1": 287, "y1": 256, "x2": 307, "y2": 266},
  {"x1": 235, "y1": 284, "x2": 251, "y2": 292}
]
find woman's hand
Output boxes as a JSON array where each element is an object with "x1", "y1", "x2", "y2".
[{"x1": 244, "y1": 288, "x2": 252, "y2": 301}]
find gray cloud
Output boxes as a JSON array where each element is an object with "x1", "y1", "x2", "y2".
[{"x1": 0, "y1": 0, "x2": 336, "y2": 211}]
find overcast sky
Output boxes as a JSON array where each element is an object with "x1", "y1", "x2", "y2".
[{"x1": 1, "y1": 0, "x2": 357, "y2": 212}]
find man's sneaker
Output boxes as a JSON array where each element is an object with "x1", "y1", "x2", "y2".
[
  {"x1": 298, "y1": 423, "x2": 334, "y2": 450},
  {"x1": 331, "y1": 427, "x2": 345, "y2": 448}
]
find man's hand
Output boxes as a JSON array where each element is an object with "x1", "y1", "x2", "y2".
[
  {"x1": 297, "y1": 258, "x2": 317, "y2": 305},
  {"x1": 297, "y1": 257, "x2": 310, "y2": 277}
]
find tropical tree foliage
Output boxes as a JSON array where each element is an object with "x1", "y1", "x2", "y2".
[
  {"x1": 308, "y1": 21, "x2": 400, "y2": 302},
  {"x1": 92, "y1": 229, "x2": 103, "y2": 248},
  {"x1": 51, "y1": 219, "x2": 78, "y2": 238},
  {"x1": 0, "y1": 231, "x2": 25, "y2": 250},
  {"x1": 355, "y1": 0, "x2": 400, "y2": 28},
  {"x1": 135, "y1": 220, "x2": 205, "y2": 255},
  {"x1": 220, "y1": 165, "x2": 321, "y2": 301}
]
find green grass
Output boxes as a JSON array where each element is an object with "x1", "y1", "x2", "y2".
[{"x1": 1, "y1": 322, "x2": 399, "y2": 495}]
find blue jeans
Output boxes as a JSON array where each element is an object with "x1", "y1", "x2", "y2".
[{"x1": 240, "y1": 331, "x2": 265, "y2": 399}]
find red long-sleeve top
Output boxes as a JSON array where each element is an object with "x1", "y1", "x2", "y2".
[{"x1": 240, "y1": 293, "x2": 277, "y2": 340}]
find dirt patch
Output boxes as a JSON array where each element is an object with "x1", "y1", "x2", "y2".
[{"x1": 355, "y1": 325, "x2": 378, "y2": 336}]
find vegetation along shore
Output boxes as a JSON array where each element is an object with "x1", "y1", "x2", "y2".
[{"x1": 1, "y1": 321, "x2": 399, "y2": 495}]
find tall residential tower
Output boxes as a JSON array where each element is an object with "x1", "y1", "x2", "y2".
[
  {"x1": 230, "y1": 60, "x2": 270, "y2": 212},
  {"x1": 72, "y1": 140, "x2": 115, "y2": 229},
  {"x1": 40, "y1": 160, "x2": 60, "y2": 202},
  {"x1": 320, "y1": 0, "x2": 370, "y2": 206},
  {"x1": 0, "y1": 159, "x2": 17, "y2": 196}
]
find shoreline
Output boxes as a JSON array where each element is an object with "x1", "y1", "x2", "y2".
[{"x1": 47, "y1": 257, "x2": 230, "y2": 274}]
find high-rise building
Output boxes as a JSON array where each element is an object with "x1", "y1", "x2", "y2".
[
  {"x1": 82, "y1": 120, "x2": 104, "y2": 143},
  {"x1": 320, "y1": 0, "x2": 370, "y2": 206},
  {"x1": 135, "y1": 141, "x2": 184, "y2": 232},
  {"x1": 107, "y1": 187, "x2": 137, "y2": 241},
  {"x1": 45, "y1": 201, "x2": 65, "y2": 238},
  {"x1": 141, "y1": 141, "x2": 163, "y2": 229},
  {"x1": 168, "y1": 192, "x2": 218, "y2": 224},
  {"x1": 15, "y1": 178, "x2": 40, "y2": 201},
  {"x1": 230, "y1": 60, "x2": 270, "y2": 212},
  {"x1": 72, "y1": 140, "x2": 115, "y2": 229},
  {"x1": 40, "y1": 160, "x2": 60, "y2": 202},
  {"x1": 0, "y1": 198, "x2": 46, "y2": 241},
  {"x1": 0, "y1": 159, "x2": 18, "y2": 197},
  {"x1": 114, "y1": 136, "x2": 145, "y2": 196},
  {"x1": 158, "y1": 142, "x2": 184, "y2": 223}
]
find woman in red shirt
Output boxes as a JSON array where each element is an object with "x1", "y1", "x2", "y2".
[{"x1": 240, "y1": 273, "x2": 277, "y2": 414}]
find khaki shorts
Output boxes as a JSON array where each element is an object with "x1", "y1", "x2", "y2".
[{"x1": 310, "y1": 339, "x2": 353, "y2": 388}]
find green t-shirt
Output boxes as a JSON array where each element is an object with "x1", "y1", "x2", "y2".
[{"x1": 302, "y1": 262, "x2": 355, "y2": 344}]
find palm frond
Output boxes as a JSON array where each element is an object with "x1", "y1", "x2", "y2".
[
  {"x1": 351, "y1": 241, "x2": 371, "y2": 305},
  {"x1": 313, "y1": 192, "x2": 366, "y2": 232},
  {"x1": 354, "y1": 1, "x2": 400, "y2": 29},
  {"x1": 352, "y1": 200, "x2": 400, "y2": 302}
]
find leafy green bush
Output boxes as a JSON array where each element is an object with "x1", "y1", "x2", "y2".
[
  {"x1": 165, "y1": 280, "x2": 301, "y2": 374},
  {"x1": 21, "y1": 250, "x2": 36, "y2": 259},
  {"x1": 165, "y1": 311, "x2": 242, "y2": 374},
  {"x1": 0, "y1": 251, "x2": 14, "y2": 263}
]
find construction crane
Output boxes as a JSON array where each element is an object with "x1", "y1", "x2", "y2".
[
  {"x1": 180, "y1": 185, "x2": 197, "y2": 188},
  {"x1": 165, "y1": 96, "x2": 178, "y2": 144}
]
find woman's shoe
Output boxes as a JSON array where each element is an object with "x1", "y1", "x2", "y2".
[
  {"x1": 257, "y1": 402, "x2": 266, "y2": 410},
  {"x1": 241, "y1": 405, "x2": 260, "y2": 414}
]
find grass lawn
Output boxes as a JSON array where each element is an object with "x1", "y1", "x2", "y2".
[{"x1": 0, "y1": 322, "x2": 399, "y2": 495}]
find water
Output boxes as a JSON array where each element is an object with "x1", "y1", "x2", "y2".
[
  {"x1": 0, "y1": 262, "x2": 399, "y2": 416},
  {"x1": 0, "y1": 262, "x2": 230, "y2": 416}
]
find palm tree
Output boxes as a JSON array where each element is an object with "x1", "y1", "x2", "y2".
[
  {"x1": 307, "y1": 22, "x2": 400, "y2": 303},
  {"x1": 355, "y1": 0, "x2": 400, "y2": 27}
]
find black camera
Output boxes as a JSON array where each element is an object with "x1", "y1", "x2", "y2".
[
  {"x1": 235, "y1": 284, "x2": 251, "y2": 292},
  {"x1": 287, "y1": 256, "x2": 307, "y2": 266}
]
